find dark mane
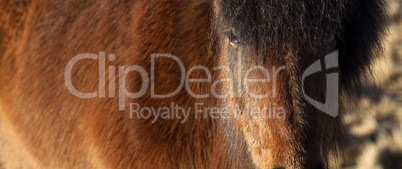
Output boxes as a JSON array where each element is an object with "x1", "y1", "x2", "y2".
[
  {"x1": 215, "y1": 0, "x2": 344, "y2": 52},
  {"x1": 215, "y1": 0, "x2": 388, "y2": 87}
]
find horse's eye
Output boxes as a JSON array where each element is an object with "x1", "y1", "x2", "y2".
[{"x1": 225, "y1": 30, "x2": 242, "y2": 48}]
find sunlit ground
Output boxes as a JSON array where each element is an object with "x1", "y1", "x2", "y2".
[{"x1": 332, "y1": 0, "x2": 402, "y2": 168}]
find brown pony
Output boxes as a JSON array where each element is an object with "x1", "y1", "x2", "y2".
[{"x1": 0, "y1": 0, "x2": 387, "y2": 169}]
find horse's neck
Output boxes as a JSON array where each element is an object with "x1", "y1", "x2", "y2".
[{"x1": 122, "y1": 0, "x2": 220, "y2": 168}]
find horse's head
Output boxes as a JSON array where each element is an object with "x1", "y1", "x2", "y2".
[{"x1": 211, "y1": 0, "x2": 387, "y2": 168}]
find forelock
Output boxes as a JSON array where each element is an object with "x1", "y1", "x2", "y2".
[{"x1": 214, "y1": 0, "x2": 346, "y2": 54}]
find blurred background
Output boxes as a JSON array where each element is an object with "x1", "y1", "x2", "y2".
[{"x1": 332, "y1": 0, "x2": 402, "y2": 168}]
